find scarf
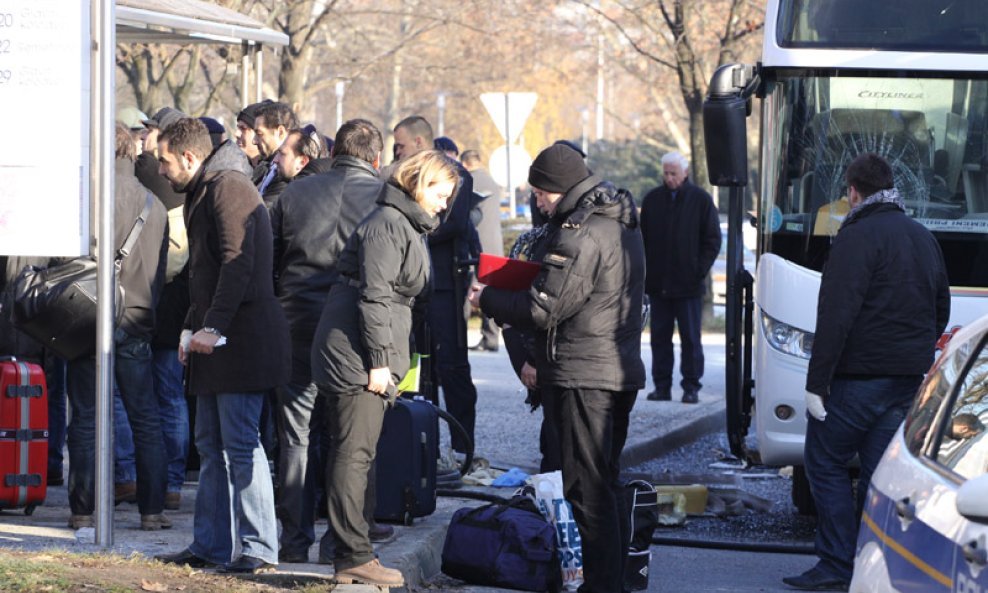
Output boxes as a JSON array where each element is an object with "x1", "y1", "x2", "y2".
[{"x1": 843, "y1": 187, "x2": 904, "y2": 227}]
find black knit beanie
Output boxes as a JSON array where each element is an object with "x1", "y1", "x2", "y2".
[{"x1": 528, "y1": 144, "x2": 590, "y2": 194}]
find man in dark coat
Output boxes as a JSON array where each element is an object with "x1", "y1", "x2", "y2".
[
  {"x1": 469, "y1": 143, "x2": 646, "y2": 592},
  {"x1": 155, "y1": 118, "x2": 290, "y2": 574},
  {"x1": 393, "y1": 115, "x2": 479, "y2": 455},
  {"x1": 270, "y1": 119, "x2": 386, "y2": 564},
  {"x1": 462, "y1": 149, "x2": 504, "y2": 352},
  {"x1": 639, "y1": 151, "x2": 721, "y2": 404},
  {"x1": 784, "y1": 153, "x2": 950, "y2": 591},
  {"x1": 65, "y1": 123, "x2": 170, "y2": 530},
  {"x1": 252, "y1": 102, "x2": 298, "y2": 208}
]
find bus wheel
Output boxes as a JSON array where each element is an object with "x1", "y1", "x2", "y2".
[{"x1": 792, "y1": 465, "x2": 817, "y2": 516}]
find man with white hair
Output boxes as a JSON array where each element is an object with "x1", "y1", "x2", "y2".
[{"x1": 639, "y1": 152, "x2": 721, "y2": 404}]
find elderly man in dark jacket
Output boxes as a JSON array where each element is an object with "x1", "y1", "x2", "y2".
[
  {"x1": 65, "y1": 123, "x2": 170, "y2": 530},
  {"x1": 270, "y1": 119, "x2": 386, "y2": 564},
  {"x1": 784, "y1": 153, "x2": 950, "y2": 591},
  {"x1": 639, "y1": 152, "x2": 721, "y2": 403},
  {"x1": 155, "y1": 118, "x2": 290, "y2": 574},
  {"x1": 469, "y1": 143, "x2": 646, "y2": 593}
]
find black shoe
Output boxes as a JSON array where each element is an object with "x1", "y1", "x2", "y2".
[
  {"x1": 156, "y1": 548, "x2": 215, "y2": 569},
  {"x1": 278, "y1": 550, "x2": 308, "y2": 563},
  {"x1": 221, "y1": 555, "x2": 277, "y2": 574},
  {"x1": 369, "y1": 521, "x2": 396, "y2": 543},
  {"x1": 782, "y1": 567, "x2": 849, "y2": 591},
  {"x1": 646, "y1": 389, "x2": 671, "y2": 401},
  {"x1": 468, "y1": 341, "x2": 499, "y2": 352},
  {"x1": 681, "y1": 390, "x2": 699, "y2": 404}
]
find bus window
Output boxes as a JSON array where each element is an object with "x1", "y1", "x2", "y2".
[{"x1": 761, "y1": 74, "x2": 988, "y2": 286}]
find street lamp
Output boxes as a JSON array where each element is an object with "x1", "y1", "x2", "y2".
[
  {"x1": 335, "y1": 80, "x2": 346, "y2": 133},
  {"x1": 437, "y1": 93, "x2": 446, "y2": 137}
]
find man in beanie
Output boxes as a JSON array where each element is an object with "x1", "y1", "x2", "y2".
[
  {"x1": 639, "y1": 151, "x2": 721, "y2": 404},
  {"x1": 236, "y1": 100, "x2": 271, "y2": 167},
  {"x1": 469, "y1": 143, "x2": 646, "y2": 592}
]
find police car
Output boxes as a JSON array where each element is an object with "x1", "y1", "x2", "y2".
[{"x1": 852, "y1": 314, "x2": 988, "y2": 592}]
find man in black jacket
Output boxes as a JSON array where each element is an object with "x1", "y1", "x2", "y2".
[
  {"x1": 783, "y1": 153, "x2": 950, "y2": 591},
  {"x1": 639, "y1": 152, "x2": 720, "y2": 404},
  {"x1": 469, "y1": 143, "x2": 646, "y2": 592},
  {"x1": 270, "y1": 119, "x2": 386, "y2": 564},
  {"x1": 393, "y1": 115, "x2": 479, "y2": 455},
  {"x1": 66, "y1": 124, "x2": 170, "y2": 530}
]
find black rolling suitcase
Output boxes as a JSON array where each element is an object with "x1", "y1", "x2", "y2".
[{"x1": 374, "y1": 396, "x2": 438, "y2": 524}]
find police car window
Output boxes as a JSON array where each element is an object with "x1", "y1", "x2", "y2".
[
  {"x1": 904, "y1": 334, "x2": 981, "y2": 456},
  {"x1": 934, "y1": 342, "x2": 988, "y2": 480}
]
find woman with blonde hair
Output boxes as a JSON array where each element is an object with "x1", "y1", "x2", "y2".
[{"x1": 311, "y1": 149, "x2": 457, "y2": 586}]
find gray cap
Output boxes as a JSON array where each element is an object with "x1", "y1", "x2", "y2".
[{"x1": 143, "y1": 107, "x2": 188, "y2": 132}]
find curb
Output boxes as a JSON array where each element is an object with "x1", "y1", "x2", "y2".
[{"x1": 621, "y1": 407, "x2": 726, "y2": 468}]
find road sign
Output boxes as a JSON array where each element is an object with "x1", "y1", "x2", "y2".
[
  {"x1": 489, "y1": 144, "x2": 532, "y2": 190},
  {"x1": 480, "y1": 92, "x2": 537, "y2": 143}
]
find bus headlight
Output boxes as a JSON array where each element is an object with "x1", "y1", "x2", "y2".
[{"x1": 760, "y1": 312, "x2": 814, "y2": 360}]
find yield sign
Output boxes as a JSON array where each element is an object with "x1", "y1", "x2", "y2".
[{"x1": 480, "y1": 92, "x2": 538, "y2": 144}]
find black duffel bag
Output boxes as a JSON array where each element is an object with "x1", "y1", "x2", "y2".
[
  {"x1": 10, "y1": 193, "x2": 154, "y2": 361},
  {"x1": 442, "y1": 495, "x2": 562, "y2": 592}
]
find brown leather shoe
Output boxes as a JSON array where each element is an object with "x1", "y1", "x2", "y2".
[
  {"x1": 164, "y1": 492, "x2": 181, "y2": 510},
  {"x1": 334, "y1": 558, "x2": 404, "y2": 587},
  {"x1": 141, "y1": 513, "x2": 173, "y2": 531},
  {"x1": 114, "y1": 481, "x2": 137, "y2": 505}
]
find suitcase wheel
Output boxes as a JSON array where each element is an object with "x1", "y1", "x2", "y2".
[
  {"x1": 24, "y1": 504, "x2": 36, "y2": 516},
  {"x1": 403, "y1": 512, "x2": 413, "y2": 526}
]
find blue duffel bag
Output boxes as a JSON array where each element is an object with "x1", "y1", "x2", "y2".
[{"x1": 441, "y1": 496, "x2": 562, "y2": 592}]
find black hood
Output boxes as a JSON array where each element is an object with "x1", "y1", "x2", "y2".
[
  {"x1": 552, "y1": 176, "x2": 639, "y2": 230},
  {"x1": 378, "y1": 182, "x2": 440, "y2": 234}
]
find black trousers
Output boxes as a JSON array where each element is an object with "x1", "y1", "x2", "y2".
[
  {"x1": 428, "y1": 288, "x2": 478, "y2": 453},
  {"x1": 649, "y1": 295, "x2": 704, "y2": 392},
  {"x1": 545, "y1": 387, "x2": 635, "y2": 593}
]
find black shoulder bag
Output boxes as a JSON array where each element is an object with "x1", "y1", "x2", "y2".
[{"x1": 10, "y1": 193, "x2": 156, "y2": 361}]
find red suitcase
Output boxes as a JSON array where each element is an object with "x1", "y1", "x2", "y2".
[{"x1": 0, "y1": 357, "x2": 48, "y2": 514}]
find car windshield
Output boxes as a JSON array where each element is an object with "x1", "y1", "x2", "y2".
[{"x1": 760, "y1": 74, "x2": 988, "y2": 286}]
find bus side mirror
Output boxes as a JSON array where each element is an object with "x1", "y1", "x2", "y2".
[{"x1": 703, "y1": 63, "x2": 756, "y2": 187}]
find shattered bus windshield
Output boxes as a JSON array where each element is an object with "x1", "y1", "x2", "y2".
[{"x1": 761, "y1": 75, "x2": 988, "y2": 286}]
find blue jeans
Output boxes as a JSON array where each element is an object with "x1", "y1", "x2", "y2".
[
  {"x1": 46, "y1": 357, "x2": 67, "y2": 475},
  {"x1": 189, "y1": 391, "x2": 278, "y2": 566},
  {"x1": 114, "y1": 391, "x2": 136, "y2": 484},
  {"x1": 152, "y1": 348, "x2": 188, "y2": 492},
  {"x1": 649, "y1": 296, "x2": 704, "y2": 392},
  {"x1": 804, "y1": 375, "x2": 922, "y2": 582},
  {"x1": 66, "y1": 329, "x2": 167, "y2": 515}
]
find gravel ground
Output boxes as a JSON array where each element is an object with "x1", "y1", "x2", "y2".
[{"x1": 627, "y1": 431, "x2": 816, "y2": 547}]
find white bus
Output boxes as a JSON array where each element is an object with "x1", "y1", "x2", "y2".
[{"x1": 703, "y1": 0, "x2": 988, "y2": 511}]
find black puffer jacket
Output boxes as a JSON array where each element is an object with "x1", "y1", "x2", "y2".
[
  {"x1": 639, "y1": 179, "x2": 721, "y2": 298},
  {"x1": 806, "y1": 202, "x2": 950, "y2": 396},
  {"x1": 311, "y1": 182, "x2": 438, "y2": 394},
  {"x1": 480, "y1": 176, "x2": 646, "y2": 391},
  {"x1": 272, "y1": 156, "x2": 383, "y2": 383}
]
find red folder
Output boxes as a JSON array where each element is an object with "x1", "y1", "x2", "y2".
[{"x1": 477, "y1": 254, "x2": 541, "y2": 291}]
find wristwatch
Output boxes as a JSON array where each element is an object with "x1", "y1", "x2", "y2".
[{"x1": 202, "y1": 327, "x2": 222, "y2": 336}]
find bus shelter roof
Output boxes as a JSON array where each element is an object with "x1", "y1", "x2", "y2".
[{"x1": 116, "y1": 0, "x2": 288, "y2": 47}]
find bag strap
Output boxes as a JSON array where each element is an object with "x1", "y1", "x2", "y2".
[{"x1": 115, "y1": 192, "x2": 155, "y2": 267}]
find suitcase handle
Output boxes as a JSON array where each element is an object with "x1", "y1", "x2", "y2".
[
  {"x1": 5, "y1": 385, "x2": 44, "y2": 399},
  {"x1": 4, "y1": 473, "x2": 43, "y2": 488}
]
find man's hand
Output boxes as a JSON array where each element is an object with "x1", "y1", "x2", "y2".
[
  {"x1": 189, "y1": 330, "x2": 221, "y2": 355},
  {"x1": 520, "y1": 362, "x2": 537, "y2": 390},
  {"x1": 178, "y1": 329, "x2": 193, "y2": 366},
  {"x1": 806, "y1": 392, "x2": 827, "y2": 421},
  {"x1": 467, "y1": 283, "x2": 486, "y2": 309},
  {"x1": 367, "y1": 367, "x2": 393, "y2": 396}
]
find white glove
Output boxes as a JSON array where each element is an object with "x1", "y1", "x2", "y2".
[
  {"x1": 179, "y1": 329, "x2": 193, "y2": 355},
  {"x1": 806, "y1": 392, "x2": 827, "y2": 421}
]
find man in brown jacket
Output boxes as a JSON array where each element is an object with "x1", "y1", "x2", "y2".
[{"x1": 154, "y1": 118, "x2": 291, "y2": 574}]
